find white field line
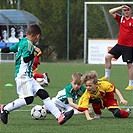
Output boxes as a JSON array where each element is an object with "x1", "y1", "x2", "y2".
[{"x1": 13, "y1": 105, "x2": 133, "y2": 112}]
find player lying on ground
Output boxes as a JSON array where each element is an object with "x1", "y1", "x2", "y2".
[
  {"x1": 52, "y1": 72, "x2": 91, "y2": 114},
  {"x1": 78, "y1": 70, "x2": 131, "y2": 120}
]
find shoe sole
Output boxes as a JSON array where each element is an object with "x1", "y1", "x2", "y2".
[
  {"x1": 45, "y1": 73, "x2": 50, "y2": 83},
  {"x1": 125, "y1": 88, "x2": 133, "y2": 91},
  {"x1": 59, "y1": 109, "x2": 74, "y2": 125}
]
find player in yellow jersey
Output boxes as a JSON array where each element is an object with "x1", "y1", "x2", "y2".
[{"x1": 78, "y1": 70, "x2": 131, "y2": 120}]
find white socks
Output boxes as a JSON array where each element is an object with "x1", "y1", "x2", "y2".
[
  {"x1": 43, "y1": 97, "x2": 61, "y2": 119},
  {"x1": 4, "y1": 98, "x2": 27, "y2": 112},
  {"x1": 105, "y1": 69, "x2": 111, "y2": 79},
  {"x1": 129, "y1": 80, "x2": 133, "y2": 86}
]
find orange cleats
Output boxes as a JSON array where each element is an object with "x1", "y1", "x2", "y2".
[{"x1": 58, "y1": 109, "x2": 74, "y2": 125}]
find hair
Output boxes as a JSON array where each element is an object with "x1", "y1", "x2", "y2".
[
  {"x1": 125, "y1": 4, "x2": 132, "y2": 8},
  {"x1": 27, "y1": 24, "x2": 41, "y2": 37},
  {"x1": 82, "y1": 70, "x2": 98, "y2": 84},
  {"x1": 71, "y1": 72, "x2": 83, "y2": 83}
]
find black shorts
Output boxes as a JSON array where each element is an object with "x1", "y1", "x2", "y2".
[{"x1": 108, "y1": 44, "x2": 133, "y2": 63}]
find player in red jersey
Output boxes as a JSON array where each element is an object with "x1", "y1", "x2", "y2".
[
  {"x1": 78, "y1": 70, "x2": 131, "y2": 120},
  {"x1": 100, "y1": 4, "x2": 133, "y2": 90},
  {"x1": 33, "y1": 48, "x2": 50, "y2": 87}
]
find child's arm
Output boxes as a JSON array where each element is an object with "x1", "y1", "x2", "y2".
[
  {"x1": 115, "y1": 88, "x2": 128, "y2": 105},
  {"x1": 68, "y1": 98, "x2": 78, "y2": 109},
  {"x1": 84, "y1": 110, "x2": 94, "y2": 120}
]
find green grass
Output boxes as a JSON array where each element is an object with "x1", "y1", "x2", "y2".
[{"x1": 0, "y1": 62, "x2": 133, "y2": 133}]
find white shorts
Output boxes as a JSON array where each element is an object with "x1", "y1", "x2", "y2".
[
  {"x1": 15, "y1": 75, "x2": 44, "y2": 98},
  {"x1": 52, "y1": 97, "x2": 78, "y2": 114}
]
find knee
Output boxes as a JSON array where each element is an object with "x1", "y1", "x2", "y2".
[
  {"x1": 25, "y1": 96, "x2": 34, "y2": 105},
  {"x1": 36, "y1": 89, "x2": 49, "y2": 100},
  {"x1": 105, "y1": 53, "x2": 112, "y2": 61}
]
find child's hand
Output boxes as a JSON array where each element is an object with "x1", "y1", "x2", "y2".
[
  {"x1": 122, "y1": 5, "x2": 130, "y2": 11},
  {"x1": 87, "y1": 117, "x2": 94, "y2": 120},
  {"x1": 120, "y1": 99, "x2": 128, "y2": 105}
]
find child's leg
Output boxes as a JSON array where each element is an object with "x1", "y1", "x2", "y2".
[
  {"x1": 4, "y1": 96, "x2": 34, "y2": 112},
  {"x1": 36, "y1": 89, "x2": 74, "y2": 124},
  {"x1": 3, "y1": 98, "x2": 27, "y2": 112},
  {"x1": 1, "y1": 98, "x2": 28, "y2": 124},
  {"x1": 36, "y1": 89, "x2": 64, "y2": 119},
  {"x1": 110, "y1": 108, "x2": 130, "y2": 118},
  {"x1": 52, "y1": 97, "x2": 66, "y2": 112},
  {"x1": 33, "y1": 73, "x2": 43, "y2": 79},
  {"x1": 92, "y1": 98, "x2": 102, "y2": 115}
]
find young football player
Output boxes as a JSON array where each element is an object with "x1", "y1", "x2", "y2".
[
  {"x1": 78, "y1": 70, "x2": 131, "y2": 120},
  {"x1": 33, "y1": 49, "x2": 50, "y2": 87},
  {"x1": 52, "y1": 72, "x2": 90, "y2": 114},
  {"x1": 0, "y1": 24, "x2": 74, "y2": 125}
]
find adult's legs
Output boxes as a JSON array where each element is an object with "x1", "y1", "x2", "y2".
[
  {"x1": 125, "y1": 63, "x2": 133, "y2": 90},
  {"x1": 100, "y1": 53, "x2": 114, "y2": 80}
]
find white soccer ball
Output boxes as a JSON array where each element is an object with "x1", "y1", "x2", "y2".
[{"x1": 31, "y1": 105, "x2": 47, "y2": 120}]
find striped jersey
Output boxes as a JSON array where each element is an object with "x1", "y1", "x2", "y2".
[
  {"x1": 56, "y1": 83, "x2": 86, "y2": 104},
  {"x1": 9, "y1": 38, "x2": 34, "y2": 78}
]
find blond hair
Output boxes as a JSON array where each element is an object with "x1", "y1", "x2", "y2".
[
  {"x1": 71, "y1": 72, "x2": 83, "y2": 83},
  {"x1": 82, "y1": 70, "x2": 98, "y2": 84}
]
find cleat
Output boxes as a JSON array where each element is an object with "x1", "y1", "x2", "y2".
[
  {"x1": 58, "y1": 109, "x2": 74, "y2": 125},
  {"x1": 98, "y1": 77, "x2": 109, "y2": 81},
  {"x1": 126, "y1": 108, "x2": 131, "y2": 115},
  {"x1": 43, "y1": 73, "x2": 50, "y2": 83},
  {"x1": 1, "y1": 105, "x2": 9, "y2": 124},
  {"x1": 94, "y1": 114, "x2": 101, "y2": 119},
  {"x1": 125, "y1": 86, "x2": 133, "y2": 91}
]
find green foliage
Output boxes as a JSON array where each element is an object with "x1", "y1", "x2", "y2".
[{"x1": 0, "y1": 0, "x2": 133, "y2": 60}]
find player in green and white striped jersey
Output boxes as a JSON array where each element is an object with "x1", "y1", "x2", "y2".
[
  {"x1": 0, "y1": 24, "x2": 74, "y2": 125},
  {"x1": 52, "y1": 73, "x2": 87, "y2": 114}
]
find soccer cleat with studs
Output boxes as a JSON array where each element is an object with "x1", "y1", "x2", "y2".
[
  {"x1": 43, "y1": 73, "x2": 50, "y2": 83},
  {"x1": 58, "y1": 109, "x2": 74, "y2": 125},
  {"x1": 1, "y1": 105, "x2": 9, "y2": 124}
]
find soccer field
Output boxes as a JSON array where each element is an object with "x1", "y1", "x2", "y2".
[{"x1": 0, "y1": 62, "x2": 133, "y2": 133}]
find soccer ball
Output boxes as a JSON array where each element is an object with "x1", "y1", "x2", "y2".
[{"x1": 31, "y1": 105, "x2": 47, "y2": 120}]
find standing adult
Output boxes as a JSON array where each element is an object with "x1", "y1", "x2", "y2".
[{"x1": 100, "y1": 4, "x2": 133, "y2": 90}]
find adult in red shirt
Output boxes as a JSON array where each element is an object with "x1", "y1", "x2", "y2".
[{"x1": 101, "y1": 4, "x2": 133, "y2": 90}]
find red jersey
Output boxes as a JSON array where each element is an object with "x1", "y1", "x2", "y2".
[
  {"x1": 33, "y1": 51, "x2": 42, "y2": 73},
  {"x1": 115, "y1": 14, "x2": 133, "y2": 47}
]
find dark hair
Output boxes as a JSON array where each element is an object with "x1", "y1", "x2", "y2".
[
  {"x1": 27, "y1": 24, "x2": 41, "y2": 36},
  {"x1": 125, "y1": 4, "x2": 132, "y2": 8}
]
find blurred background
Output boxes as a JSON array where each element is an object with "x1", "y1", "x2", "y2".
[{"x1": 0, "y1": 0, "x2": 132, "y2": 61}]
